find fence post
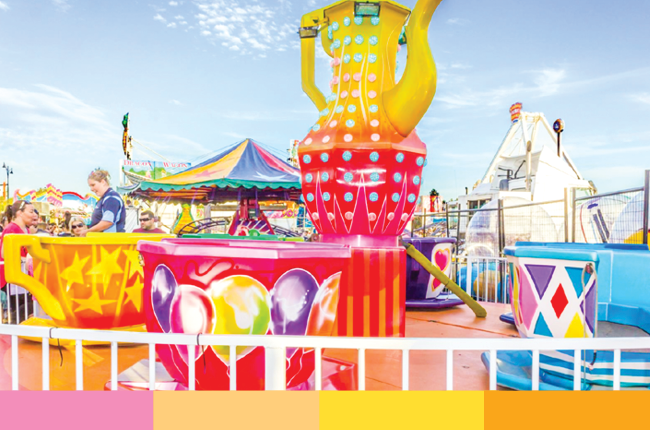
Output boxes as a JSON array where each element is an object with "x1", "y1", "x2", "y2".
[
  {"x1": 564, "y1": 188, "x2": 569, "y2": 243},
  {"x1": 497, "y1": 199, "x2": 505, "y2": 255},
  {"x1": 466, "y1": 256, "x2": 473, "y2": 295},
  {"x1": 265, "y1": 346, "x2": 286, "y2": 390},
  {"x1": 423, "y1": 208, "x2": 427, "y2": 238},
  {"x1": 643, "y1": 170, "x2": 650, "y2": 245},
  {"x1": 571, "y1": 187, "x2": 576, "y2": 243},
  {"x1": 445, "y1": 207, "x2": 450, "y2": 238}
]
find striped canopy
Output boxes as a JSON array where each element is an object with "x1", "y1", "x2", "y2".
[{"x1": 128, "y1": 139, "x2": 302, "y2": 204}]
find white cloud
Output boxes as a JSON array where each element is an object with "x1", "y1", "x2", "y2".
[
  {"x1": 631, "y1": 92, "x2": 650, "y2": 105},
  {"x1": 433, "y1": 67, "x2": 568, "y2": 111},
  {"x1": 145, "y1": 134, "x2": 209, "y2": 158},
  {"x1": 0, "y1": 85, "x2": 121, "y2": 191},
  {"x1": 221, "y1": 131, "x2": 248, "y2": 140},
  {"x1": 447, "y1": 18, "x2": 468, "y2": 25},
  {"x1": 52, "y1": 0, "x2": 70, "y2": 11},
  {"x1": 436, "y1": 84, "x2": 524, "y2": 110},
  {"x1": 533, "y1": 68, "x2": 566, "y2": 96},
  {"x1": 0, "y1": 2, "x2": 9, "y2": 12},
  {"x1": 169, "y1": 99, "x2": 183, "y2": 106},
  {"x1": 220, "y1": 108, "x2": 315, "y2": 122},
  {"x1": 169, "y1": 1, "x2": 178, "y2": 6},
  {"x1": 174, "y1": 15, "x2": 184, "y2": 19},
  {"x1": 154, "y1": 13, "x2": 166, "y2": 23},
  {"x1": 167, "y1": 22, "x2": 177, "y2": 28},
  {"x1": 191, "y1": 0, "x2": 296, "y2": 55}
]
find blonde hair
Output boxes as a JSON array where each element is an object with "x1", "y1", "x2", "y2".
[
  {"x1": 69, "y1": 216, "x2": 85, "y2": 227},
  {"x1": 88, "y1": 168, "x2": 110, "y2": 185}
]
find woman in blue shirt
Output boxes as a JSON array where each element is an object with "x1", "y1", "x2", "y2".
[{"x1": 84, "y1": 169, "x2": 126, "y2": 235}]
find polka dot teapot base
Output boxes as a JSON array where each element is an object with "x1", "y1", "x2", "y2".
[{"x1": 299, "y1": 141, "x2": 425, "y2": 236}]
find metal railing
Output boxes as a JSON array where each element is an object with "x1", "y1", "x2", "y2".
[
  {"x1": 2, "y1": 288, "x2": 32, "y2": 325},
  {"x1": 424, "y1": 170, "x2": 650, "y2": 256},
  {"x1": 459, "y1": 256, "x2": 509, "y2": 304},
  {"x1": 0, "y1": 324, "x2": 644, "y2": 391},
  {"x1": 572, "y1": 186, "x2": 645, "y2": 244}
]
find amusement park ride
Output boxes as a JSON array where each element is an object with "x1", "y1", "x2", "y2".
[
  {"x1": 2, "y1": 0, "x2": 650, "y2": 394},
  {"x1": 3, "y1": 0, "x2": 474, "y2": 391}
]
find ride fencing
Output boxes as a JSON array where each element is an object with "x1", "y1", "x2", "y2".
[
  {"x1": 0, "y1": 324, "x2": 643, "y2": 391},
  {"x1": 572, "y1": 186, "x2": 646, "y2": 244},
  {"x1": 430, "y1": 170, "x2": 650, "y2": 304},
  {"x1": 1, "y1": 289, "x2": 33, "y2": 325},
  {"x1": 453, "y1": 255, "x2": 509, "y2": 304}
]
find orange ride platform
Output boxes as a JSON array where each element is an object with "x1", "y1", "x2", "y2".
[{"x1": 0, "y1": 303, "x2": 515, "y2": 391}]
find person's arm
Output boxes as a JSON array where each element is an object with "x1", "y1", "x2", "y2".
[
  {"x1": 83, "y1": 196, "x2": 122, "y2": 235},
  {"x1": 83, "y1": 220, "x2": 113, "y2": 235}
]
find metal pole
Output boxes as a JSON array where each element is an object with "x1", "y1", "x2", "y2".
[
  {"x1": 423, "y1": 208, "x2": 427, "y2": 237},
  {"x1": 6, "y1": 166, "x2": 10, "y2": 201},
  {"x1": 525, "y1": 141, "x2": 532, "y2": 192},
  {"x1": 497, "y1": 199, "x2": 504, "y2": 255},
  {"x1": 445, "y1": 206, "x2": 450, "y2": 238},
  {"x1": 643, "y1": 170, "x2": 650, "y2": 245},
  {"x1": 571, "y1": 187, "x2": 577, "y2": 243},
  {"x1": 564, "y1": 188, "x2": 569, "y2": 243}
]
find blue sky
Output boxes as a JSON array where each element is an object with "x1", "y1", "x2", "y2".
[{"x1": 1, "y1": 0, "x2": 649, "y2": 201}]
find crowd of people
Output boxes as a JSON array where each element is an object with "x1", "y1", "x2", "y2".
[
  {"x1": 0, "y1": 168, "x2": 165, "y2": 323},
  {"x1": 0, "y1": 168, "x2": 165, "y2": 242}
]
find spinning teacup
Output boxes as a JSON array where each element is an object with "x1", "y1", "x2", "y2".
[{"x1": 3, "y1": 233, "x2": 171, "y2": 329}]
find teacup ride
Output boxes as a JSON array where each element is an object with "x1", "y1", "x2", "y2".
[
  {"x1": 138, "y1": 238, "x2": 353, "y2": 390},
  {"x1": 3, "y1": 233, "x2": 172, "y2": 345},
  {"x1": 403, "y1": 237, "x2": 465, "y2": 309},
  {"x1": 483, "y1": 242, "x2": 650, "y2": 390}
]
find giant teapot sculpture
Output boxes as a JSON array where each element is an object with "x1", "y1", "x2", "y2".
[{"x1": 298, "y1": 0, "x2": 441, "y2": 243}]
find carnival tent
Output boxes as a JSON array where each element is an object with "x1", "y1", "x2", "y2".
[{"x1": 126, "y1": 138, "x2": 302, "y2": 204}]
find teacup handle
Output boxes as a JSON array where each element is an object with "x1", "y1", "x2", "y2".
[{"x1": 3, "y1": 235, "x2": 66, "y2": 321}]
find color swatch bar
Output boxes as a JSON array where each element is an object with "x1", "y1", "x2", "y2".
[{"x1": 2, "y1": 391, "x2": 649, "y2": 429}]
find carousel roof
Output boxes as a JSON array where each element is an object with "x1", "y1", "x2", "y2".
[{"x1": 126, "y1": 138, "x2": 302, "y2": 203}]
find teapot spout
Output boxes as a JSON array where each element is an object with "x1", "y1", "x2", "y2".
[{"x1": 383, "y1": 0, "x2": 442, "y2": 137}]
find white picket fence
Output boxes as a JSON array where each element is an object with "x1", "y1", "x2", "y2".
[
  {"x1": 0, "y1": 323, "x2": 644, "y2": 392},
  {"x1": 451, "y1": 256, "x2": 509, "y2": 304}
]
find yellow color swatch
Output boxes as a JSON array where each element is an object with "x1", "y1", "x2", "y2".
[{"x1": 319, "y1": 392, "x2": 484, "y2": 430}]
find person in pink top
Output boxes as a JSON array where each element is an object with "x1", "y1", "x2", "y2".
[
  {"x1": 132, "y1": 210, "x2": 166, "y2": 234},
  {"x1": 1, "y1": 200, "x2": 34, "y2": 261},
  {"x1": 1, "y1": 200, "x2": 35, "y2": 323}
]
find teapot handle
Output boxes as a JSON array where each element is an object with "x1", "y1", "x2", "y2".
[
  {"x1": 300, "y1": 12, "x2": 327, "y2": 112},
  {"x1": 3, "y1": 235, "x2": 66, "y2": 321}
]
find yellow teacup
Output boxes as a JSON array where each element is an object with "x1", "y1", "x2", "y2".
[{"x1": 3, "y1": 233, "x2": 172, "y2": 329}]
